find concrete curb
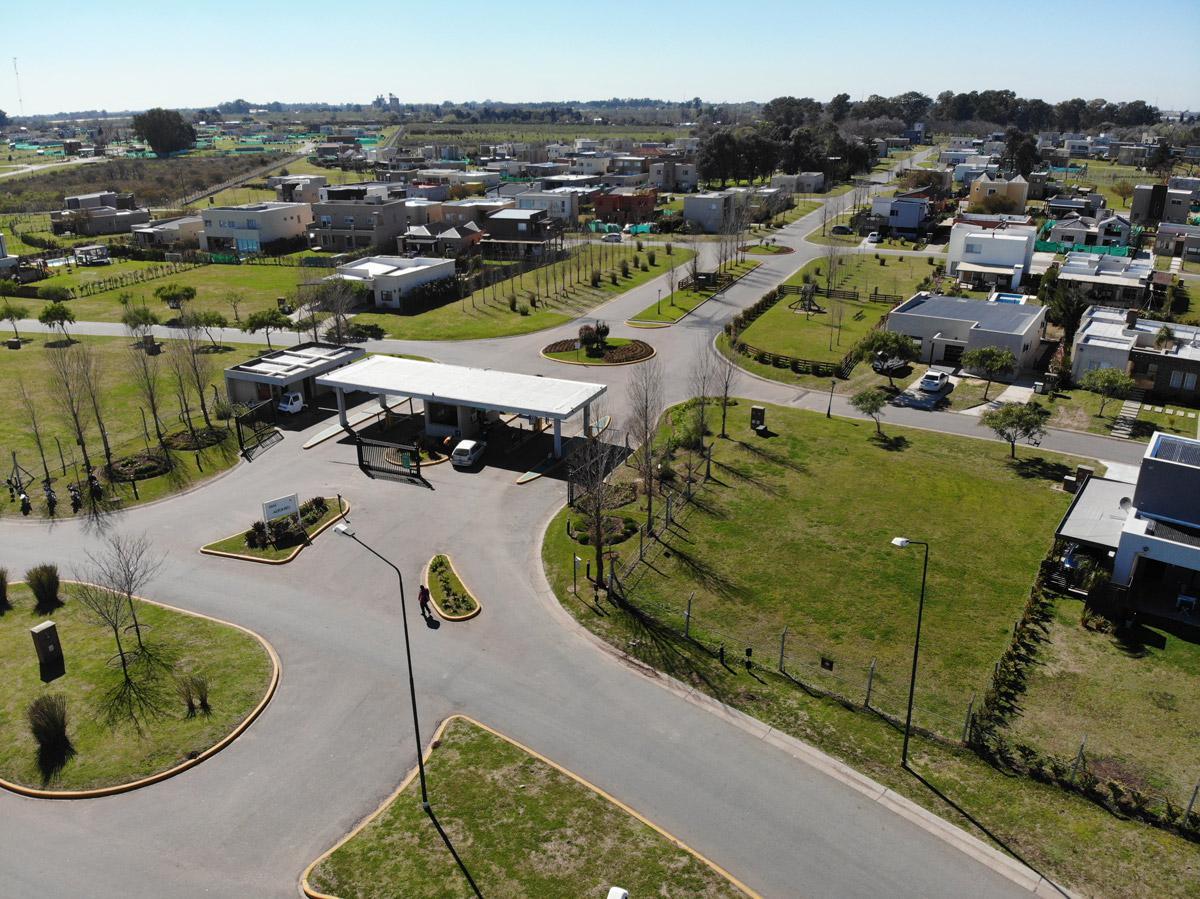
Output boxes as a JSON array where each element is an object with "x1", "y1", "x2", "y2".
[
  {"x1": 530, "y1": 505, "x2": 1072, "y2": 897},
  {"x1": 297, "y1": 713, "x2": 757, "y2": 899},
  {"x1": 0, "y1": 580, "x2": 280, "y2": 800},
  {"x1": 624, "y1": 259, "x2": 763, "y2": 329},
  {"x1": 421, "y1": 554, "x2": 482, "y2": 621},
  {"x1": 199, "y1": 499, "x2": 350, "y2": 565}
]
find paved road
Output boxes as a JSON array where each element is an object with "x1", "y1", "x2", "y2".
[{"x1": 1, "y1": 149, "x2": 1086, "y2": 898}]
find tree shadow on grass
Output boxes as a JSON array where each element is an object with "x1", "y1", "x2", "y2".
[
  {"x1": 1112, "y1": 622, "x2": 1166, "y2": 659},
  {"x1": 36, "y1": 735, "x2": 76, "y2": 786},
  {"x1": 731, "y1": 439, "x2": 809, "y2": 475},
  {"x1": 1007, "y1": 456, "x2": 1071, "y2": 483},
  {"x1": 615, "y1": 599, "x2": 730, "y2": 702},
  {"x1": 870, "y1": 432, "x2": 910, "y2": 452},
  {"x1": 662, "y1": 541, "x2": 745, "y2": 601},
  {"x1": 711, "y1": 459, "x2": 785, "y2": 497}
]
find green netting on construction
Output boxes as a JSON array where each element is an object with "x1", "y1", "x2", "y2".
[{"x1": 1036, "y1": 240, "x2": 1131, "y2": 257}]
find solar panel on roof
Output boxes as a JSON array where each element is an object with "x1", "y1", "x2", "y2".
[{"x1": 1151, "y1": 435, "x2": 1200, "y2": 467}]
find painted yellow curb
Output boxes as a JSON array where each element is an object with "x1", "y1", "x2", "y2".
[
  {"x1": 299, "y1": 713, "x2": 759, "y2": 899},
  {"x1": 421, "y1": 554, "x2": 482, "y2": 621},
  {"x1": 539, "y1": 343, "x2": 657, "y2": 367},
  {"x1": 624, "y1": 319, "x2": 673, "y2": 329},
  {"x1": 0, "y1": 580, "x2": 280, "y2": 800},
  {"x1": 199, "y1": 499, "x2": 350, "y2": 565}
]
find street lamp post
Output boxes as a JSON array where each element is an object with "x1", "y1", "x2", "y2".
[
  {"x1": 333, "y1": 522, "x2": 482, "y2": 897},
  {"x1": 826, "y1": 379, "x2": 836, "y2": 418},
  {"x1": 656, "y1": 287, "x2": 662, "y2": 315},
  {"x1": 890, "y1": 536, "x2": 929, "y2": 769}
]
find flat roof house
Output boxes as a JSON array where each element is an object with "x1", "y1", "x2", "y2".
[
  {"x1": 870, "y1": 190, "x2": 932, "y2": 236},
  {"x1": 886, "y1": 292, "x2": 1048, "y2": 370},
  {"x1": 199, "y1": 202, "x2": 312, "y2": 255},
  {"x1": 482, "y1": 208, "x2": 562, "y2": 259},
  {"x1": 515, "y1": 190, "x2": 579, "y2": 225},
  {"x1": 1154, "y1": 222, "x2": 1200, "y2": 264},
  {"x1": 1057, "y1": 251, "x2": 1153, "y2": 308},
  {"x1": 309, "y1": 190, "x2": 411, "y2": 253},
  {"x1": 594, "y1": 188, "x2": 657, "y2": 225},
  {"x1": 333, "y1": 255, "x2": 456, "y2": 311},
  {"x1": 947, "y1": 221, "x2": 1037, "y2": 289},
  {"x1": 648, "y1": 160, "x2": 698, "y2": 193},
  {"x1": 131, "y1": 215, "x2": 204, "y2": 249},
  {"x1": 51, "y1": 191, "x2": 150, "y2": 236},
  {"x1": 1071, "y1": 306, "x2": 1200, "y2": 403},
  {"x1": 683, "y1": 191, "x2": 734, "y2": 234}
]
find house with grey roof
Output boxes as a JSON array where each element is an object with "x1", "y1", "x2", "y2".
[
  {"x1": 885, "y1": 292, "x2": 1048, "y2": 370},
  {"x1": 1047, "y1": 211, "x2": 1131, "y2": 248},
  {"x1": 1071, "y1": 306, "x2": 1200, "y2": 403}
]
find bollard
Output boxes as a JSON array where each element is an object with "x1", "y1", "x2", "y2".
[
  {"x1": 778, "y1": 626, "x2": 788, "y2": 673},
  {"x1": 865, "y1": 658, "x2": 876, "y2": 708}
]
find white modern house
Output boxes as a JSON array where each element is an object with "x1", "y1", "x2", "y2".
[
  {"x1": 132, "y1": 215, "x2": 205, "y2": 249},
  {"x1": 333, "y1": 255, "x2": 456, "y2": 310},
  {"x1": 947, "y1": 221, "x2": 1038, "y2": 288},
  {"x1": 1056, "y1": 251, "x2": 1154, "y2": 307},
  {"x1": 199, "y1": 202, "x2": 312, "y2": 254},
  {"x1": 0, "y1": 231, "x2": 18, "y2": 275},
  {"x1": 515, "y1": 189, "x2": 579, "y2": 225},
  {"x1": 886, "y1": 292, "x2": 1048, "y2": 370}
]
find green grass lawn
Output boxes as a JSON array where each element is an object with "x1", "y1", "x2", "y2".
[
  {"x1": 34, "y1": 258, "x2": 163, "y2": 292},
  {"x1": 201, "y1": 498, "x2": 344, "y2": 561},
  {"x1": 717, "y1": 332, "x2": 922, "y2": 395},
  {"x1": 0, "y1": 335, "x2": 261, "y2": 518},
  {"x1": 354, "y1": 247, "x2": 695, "y2": 341},
  {"x1": 762, "y1": 199, "x2": 821, "y2": 226},
  {"x1": 1009, "y1": 601, "x2": 1200, "y2": 804},
  {"x1": 742, "y1": 242, "x2": 792, "y2": 255},
  {"x1": 308, "y1": 716, "x2": 741, "y2": 899},
  {"x1": 541, "y1": 404, "x2": 1200, "y2": 897},
  {"x1": 544, "y1": 336, "x2": 645, "y2": 364},
  {"x1": 50, "y1": 262, "x2": 309, "y2": 323},
  {"x1": 1033, "y1": 389, "x2": 1198, "y2": 441},
  {"x1": 0, "y1": 583, "x2": 273, "y2": 791},
  {"x1": 629, "y1": 260, "x2": 760, "y2": 324},
  {"x1": 733, "y1": 255, "x2": 938, "y2": 363},
  {"x1": 804, "y1": 210, "x2": 866, "y2": 247}
]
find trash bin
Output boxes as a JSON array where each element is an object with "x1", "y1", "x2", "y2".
[
  {"x1": 750, "y1": 406, "x2": 765, "y2": 430},
  {"x1": 1034, "y1": 381, "x2": 1045, "y2": 395}
]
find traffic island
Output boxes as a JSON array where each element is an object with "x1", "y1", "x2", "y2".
[
  {"x1": 541, "y1": 337, "x2": 655, "y2": 366},
  {"x1": 200, "y1": 497, "x2": 349, "y2": 564},
  {"x1": 423, "y1": 555, "x2": 481, "y2": 621},
  {"x1": 0, "y1": 581, "x2": 277, "y2": 797},
  {"x1": 301, "y1": 715, "x2": 749, "y2": 899}
]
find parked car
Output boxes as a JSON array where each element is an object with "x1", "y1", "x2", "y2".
[
  {"x1": 601, "y1": 232, "x2": 622, "y2": 243},
  {"x1": 451, "y1": 439, "x2": 486, "y2": 468},
  {"x1": 866, "y1": 231, "x2": 882, "y2": 243},
  {"x1": 830, "y1": 224, "x2": 853, "y2": 235},
  {"x1": 918, "y1": 370, "x2": 950, "y2": 393},
  {"x1": 276, "y1": 391, "x2": 306, "y2": 414}
]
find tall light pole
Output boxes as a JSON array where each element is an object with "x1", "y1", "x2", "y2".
[
  {"x1": 333, "y1": 522, "x2": 482, "y2": 897},
  {"x1": 656, "y1": 287, "x2": 662, "y2": 315},
  {"x1": 891, "y1": 536, "x2": 929, "y2": 769},
  {"x1": 826, "y1": 379, "x2": 836, "y2": 418}
]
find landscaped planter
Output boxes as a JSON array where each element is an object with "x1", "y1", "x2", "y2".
[
  {"x1": 541, "y1": 338, "x2": 655, "y2": 366},
  {"x1": 424, "y1": 554, "x2": 481, "y2": 621}
]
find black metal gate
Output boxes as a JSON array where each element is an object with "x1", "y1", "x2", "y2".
[
  {"x1": 235, "y1": 399, "x2": 281, "y2": 460},
  {"x1": 355, "y1": 437, "x2": 422, "y2": 482}
]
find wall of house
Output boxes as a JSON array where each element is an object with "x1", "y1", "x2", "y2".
[
  {"x1": 947, "y1": 227, "x2": 1034, "y2": 275},
  {"x1": 372, "y1": 262, "x2": 456, "y2": 308}
]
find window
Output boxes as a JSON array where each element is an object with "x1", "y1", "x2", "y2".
[
  {"x1": 964, "y1": 242, "x2": 981, "y2": 255},
  {"x1": 319, "y1": 215, "x2": 332, "y2": 227},
  {"x1": 1147, "y1": 363, "x2": 1159, "y2": 379},
  {"x1": 1186, "y1": 372, "x2": 1198, "y2": 392},
  {"x1": 1170, "y1": 370, "x2": 1183, "y2": 389}
]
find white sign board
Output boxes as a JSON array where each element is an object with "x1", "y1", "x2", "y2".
[{"x1": 262, "y1": 493, "x2": 300, "y2": 522}]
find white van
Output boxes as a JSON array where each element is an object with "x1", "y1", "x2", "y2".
[
  {"x1": 277, "y1": 391, "x2": 305, "y2": 414},
  {"x1": 451, "y1": 439, "x2": 486, "y2": 468}
]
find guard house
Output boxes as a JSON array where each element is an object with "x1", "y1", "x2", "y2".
[
  {"x1": 224, "y1": 342, "x2": 366, "y2": 406},
  {"x1": 316, "y1": 356, "x2": 606, "y2": 457}
]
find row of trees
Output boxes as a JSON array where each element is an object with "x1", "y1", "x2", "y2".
[{"x1": 697, "y1": 123, "x2": 875, "y2": 186}]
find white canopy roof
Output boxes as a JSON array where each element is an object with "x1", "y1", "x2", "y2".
[{"x1": 316, "y1": 356, "x2": 606, "y2": 420}]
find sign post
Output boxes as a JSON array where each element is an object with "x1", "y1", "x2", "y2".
[{"x1": 262, "y1": 493, "x2": 301, "y2": 532}]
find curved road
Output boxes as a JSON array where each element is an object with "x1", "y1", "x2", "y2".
[{"x1": 1, "y1": 151, "x2": 1130, "y2": 898}]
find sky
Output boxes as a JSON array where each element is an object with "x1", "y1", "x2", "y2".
[{"x1": 4, "y1": 0, "x2": 1199, "y2": 116}]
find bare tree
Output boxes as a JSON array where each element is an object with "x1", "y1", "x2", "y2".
[
  {"x1": 716, "y1": 354, "x2": 737, "y2": 438},
  {"x1": 77, "y1": 343, "x2": 116, "y2": 476},
  {"x1": 176, "y1": 323, "x2": 216, "y2": 430},
  {"x1": 127, "y1": 342, "x2": 167, "y2": 448},
  {"x1": 164, "y1": 340, "x2": 199, "y2": 446},
  {"x1": 87, "y1": 532, "x2": 163, "y2": 653},
  {"x1": 225, "y1": 289, "x2": 245, "y2": 324},
  {"x1": 74, "y1": 581, "x2": 133, "y2": 685},
  {"x1": 17, "y1": 379, "x2": 51, "y2": 483},
  {"x1": 570, "y1": 427, "x2": 625, "y2": 590},
  {"x1": 824, "y1": 239, "x2": 841, "y2": 296},
  {"x1": 625, "y1": 360, "x2": 664, "y2": 530},
  {"x1": 45, "y1": 344, "x2": 95, "y2": 477},
  {"x1": 686, "y1": 234, "x2": 702, "y2": 288},
  {"x1": 304, "y1": 279, "x2": 358, "y2": 344},
  {"x1": 689, "y1": 348, "x2": 717, "y2": 443}
]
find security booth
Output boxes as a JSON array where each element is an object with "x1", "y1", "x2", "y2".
[
  {"x1": 316, "y1": 356, "x2": 606, "y2": 459},
  {"x1": 223, "y1": 342, "x2": 366, "y2": 407}
]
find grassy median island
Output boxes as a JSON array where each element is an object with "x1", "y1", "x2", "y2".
[
  {"x1": 543, "y1": 336, "x2": 654, "y2": 365},
  {"x1": 629, "y1": 259, "x2": 760, "y2": 325},
  {"x1": 202, "y1": 497, "x2": 345, "y2": 562},
  {"x1": 0, "y1": 582, "x2": 273, "y2": 791},
  {"x1": 427, "y1": 555, "x2": 479, "y2": 618},
  {"x1": 541, "y1": 402, "x2": 1200, "y2": 896},
  {"x1": 308, "y1": 717, "x2": 742, "y2": 899}
]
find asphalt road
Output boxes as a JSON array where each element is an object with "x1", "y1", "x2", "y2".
[{"x1": 0, "y1": 149, "x2": 1112, "y2": 897}]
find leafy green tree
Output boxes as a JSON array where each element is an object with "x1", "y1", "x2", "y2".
[
  {"x1": 850, "y1": 388, "x2": 888, "y2": 435},
  {"x1": 1046, "y1": 281, "x2": 1089, "y2": 345},
  {"x1": 1154, "y1": 324, "x2": 1175, "y2": 350},
  {"x1": 981, "y1": 402, "x2": 1050, "y2": 458},
  {"x1": 131, "y1": 107, "x2": 196, "y2": 156},
  {"x1": 828, "y1": 93, "x2": 851, "y2": 122},
  {"x1": 187, "y1": 309, "x2": 229, "y2": 348},
  {"x1": 855, "y1": 330, "x2": 918, "y2": 389},
  {"x1": 154, "y1": 282, "x2": 197, "y2": 310},
  {"x1": 241, "y1": 308, "x2": 291, "y2": 349},
  {"x1": 1, "y1": 300, "x2": 29, "y2": 339},
  {"x1": 38, "y1": 301, "x2": 76, "y2": 341},
  {"x1": 121, "y1": 304, "x2": 160, "y2": 338},
  {"x1": 1080, "y1": 367, "x2": 1135, "y2": 417},
  {"x1": 961, "y1": 346, "x2": 1017, "y2": 400}
]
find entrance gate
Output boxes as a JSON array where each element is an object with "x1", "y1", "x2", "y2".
[
  {"x1": 235, "y1": 399, "x2": 281, "y2": 460},
  {"x1": 355, "y1": 437, "x2": 422, "y2": 483}
]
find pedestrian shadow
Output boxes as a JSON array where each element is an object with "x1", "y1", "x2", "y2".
[{"x1": 423, "y1": 615, "x2": 441, "y2": 630}]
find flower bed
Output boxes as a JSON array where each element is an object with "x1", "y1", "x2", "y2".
[{"x1": 427, "y1": 555, "x2": 480, "y2": 619}]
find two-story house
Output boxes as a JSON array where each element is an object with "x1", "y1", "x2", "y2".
[
  {"x1": 198, "y1": 202, "x2": 312, "y2": 255},
  {"x1": 870, "y1": 190, "x2": 933, "y2": 236},
  {"x1": 1047, "y1": 212, "x2": 1131, "y2": 248},
  {"x1": 481, "y1": 208, "x2": 562, "y2": 260},
  {"x1": 1071, "y1": 306, "x2": 1200, "y2": 403}
]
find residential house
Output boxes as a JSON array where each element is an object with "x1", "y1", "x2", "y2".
[
  {"x1": 683, "y1": 191, "x2": 735, "y2": 234},
  {"x1": 515, "y1": 190, "x2": 579, "y2": 225},
  {"x1": 0, "y1": 231, "x2": 17, "y2": 275},
  {"x1": 309, "y1": 190, "x2": 412, "y2": 252},
  {"x1": 1131, "y1": 179, "x2": 1200, "y2": 226},
  {"x1": 1057, "y1": 251, "x2": 1154, "y2": 307},
  {"x1": 1056, "y1": 432, "x2": 1200, "y2": 620},
  {"x1": 886, "y1": 292, "x2": 1047, "y2": 370},
  {"x1": 1071, "y1": 306, "x2": 1200, "y2": 402},
  {"x1": 1046, "y1": 191, "x2": 1107, "y2": 219},
  {"x1": 1154, "y1": 222, "x2": 1200, "y2": 263},
  {"x1": 198, "y1": 202, "x2": 312, "y2": 254},
  {"x1": 481, "y1": 208, "x2": 562, "y2": 259},
  {"x1": 1047, "y1": 212, "x2": 1131, "y2": 248},
  {"x1": 440, "y1": 198, "x2": 515, "y2": 227},
  {"x1": 334, "y1": 256, "x2": 456, "y2": 310},
  {"x1": 870, "y1": 190, "x2": 933, "y2": 236},
  {"x1": 131, "y1": 215, "x2": 205, "y2": 249},
  {"x1": 902, "y1": 123, "x2": 929, "y2": 145},
  {"x1": 593, "y1": 188, "x2": 657, "y2": 225},
  {"x1": 525, "y1": 161, "x2": 569, "y2": 179},
  {"x1": 771, "y1": 172, "x2": 825, "y2": 193},
  {"x1": 543, "y1": 173, "x2": 604, "y2": 190},
  {"x1": 568, "y1": 154, "x2": 611, "y2": 176},
  {"x1": 399, "y1": 221, "x2": 482, "y2": 257},
  {"x1": 968, "y1": 173, "x2": 1029, "y2": 210},
  {"x1": 51, "y1": 190, "x2": 150, "y2": 236},
  {"x1": 269, "y1": 175, "x2": 327, "y2": 204},
  {"x1": 648, "y1": 160, "x2": 698, "y2": 193},
  {"x1": 947, "y1": 220, "x2": 1038, "y2": 288},
  {"x1": 416, "y1": 168, "x2": 501, "y2": 190}
]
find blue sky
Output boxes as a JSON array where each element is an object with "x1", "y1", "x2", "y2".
[{"x1": 4, "y1": 0, "x2": 1198, "y2": 115}]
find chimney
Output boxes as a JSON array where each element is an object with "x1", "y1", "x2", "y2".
[{"x1": 1125, "y1": 309, "x2": 1138, "y2": 328}]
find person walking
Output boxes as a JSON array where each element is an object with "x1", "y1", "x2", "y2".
[{"x1": 418, "y1": 584, "x2": 432, "y2": 617}]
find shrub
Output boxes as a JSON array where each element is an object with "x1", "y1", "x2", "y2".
[
  {"x1": 26, "y1": 564, "x2": 61, "y2": 613},
  {"x1": 665, "y1": 242, "x2": 673, "y2": 255},
  {"x1": 193, "y1": 673, "x2": 211, "y2": 714},
  {"x1": 647, "y1": 250, "x2": 656, "y2": 265},
  {"x1": 591, "y1": 269, "x2": 601, "y2": 287},
  {"x1": 517, "y1": 302, "x2": 530, "y2": 316},
  {"x1": 610, "y1": 272, "x2": 618, "y2": 285},
  {"x1": 346, "y1": 321, "x2": 385, "y2": 341},
  {"x1": 28, "y1": 693, "x2": 72, "y2": 778},
  {"x1": 620, "y1": 260, "x2": 630, "y2": 278},
  {"x1": 507, "y1": 294, "x2": 517, "y2": 312},
  {"x1": 37, "y1": 285, "x2": 72, "y2": 302},
  {"x1": 177, "y1": 675, "x2": 197, "y2": 717},
  {"x1": 636, "y1": 239, "x2": 644, "y2": 252}
]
